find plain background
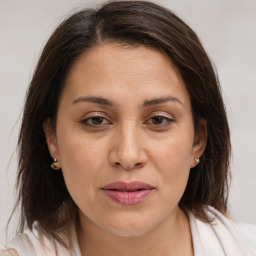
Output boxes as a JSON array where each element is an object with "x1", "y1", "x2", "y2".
[{"x1": 0, "y1": 0, "x2": 256, "y2": 244}]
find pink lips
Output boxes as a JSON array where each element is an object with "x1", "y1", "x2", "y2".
[{"x1": 102, "y1": 181, "x2": 155, "y2": 205}]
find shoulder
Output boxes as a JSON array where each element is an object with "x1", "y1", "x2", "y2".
[
  {"x1": 235, "y1": 221, "x2": 256, "y2": 252},
  {"x1": 197, "y1": 206, "x2": 256, "y2": 255},
  {"x1": 0, "y1": 233, "x2": 34, "y2": 256},
  {"x1": 1, "y1": 233, "x2": 36, "y2": 256},
  {"x1": 0, "y1": 249, "x2": 19, "y2": 256},
  {"x1": 1, "y1": 223, "x2": 70, "y2": 256}
]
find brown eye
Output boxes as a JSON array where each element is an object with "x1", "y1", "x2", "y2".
[
  {"x1": 147, "y1": 115, "x2": 174, "y2": 128},
  {"x1": 80, "y1": 116, "x2": 111, "y2": 128},
  {"x1": 91, "y1": 116, "x2": 104, "y2": 125},
  {"x1": 151, "y1": 116, "x2": 165, "y2": 125}
]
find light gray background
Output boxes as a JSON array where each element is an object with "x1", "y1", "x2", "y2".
[{"x1": 1, "y1": 0, "x2": 256, "y2": 244}]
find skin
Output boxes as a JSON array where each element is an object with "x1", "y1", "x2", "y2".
[{"x1": 44, "y1": 43, "x2": 206, "y2": 256}]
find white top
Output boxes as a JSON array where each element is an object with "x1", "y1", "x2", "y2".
[{"x1": 1, "y1": 207, "x2": 256, "y2": 256}]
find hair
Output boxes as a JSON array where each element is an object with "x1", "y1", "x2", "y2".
[{"x1": 15, "y1": 0, "x2": 230, "y2": 243}]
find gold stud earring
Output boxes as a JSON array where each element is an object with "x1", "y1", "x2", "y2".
[
  {"x1": 51, "y1": 158, "x2": 61, "y2": 170},
  {"x1": 194, "y1": 157, "x2": 200, "y2": 165}
]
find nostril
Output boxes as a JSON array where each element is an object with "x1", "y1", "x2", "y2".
[{"x1": 113, "y1": 161, "x2": 144, "y2": 170}]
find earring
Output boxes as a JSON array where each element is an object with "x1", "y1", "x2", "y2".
[
  {"x1": 51, "y1": 158, "x2": 61, "y2": 170},
  {"x1": 194, "y1": 157, "x2": 200, "y2": 165}
]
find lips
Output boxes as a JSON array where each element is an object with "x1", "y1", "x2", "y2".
[{"x1": 101, "y1": 181, "x2": 155, "y2": 205}]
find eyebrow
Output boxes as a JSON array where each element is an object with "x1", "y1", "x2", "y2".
[
  {"x1": 72, "y1": 95, "x2": 183, "y2": 107},
  {"x1": 72, "y1": 96, "x2": 114, "y2": 106},
  {"x1": 142, "y1": 96, "x2": 183, "y2": 107}
]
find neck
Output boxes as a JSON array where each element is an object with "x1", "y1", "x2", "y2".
[{"x1": 77, "y1": 207, "x2": 193, "y2": 256}]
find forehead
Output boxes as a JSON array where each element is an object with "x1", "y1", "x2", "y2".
[{"x1": 62, "y1": 43, "x2": 191, "y2": 108}]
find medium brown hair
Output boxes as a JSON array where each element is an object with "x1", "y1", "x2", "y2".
[{"x1": 15, "y1": 0, "x2": 230, "y2": 241}]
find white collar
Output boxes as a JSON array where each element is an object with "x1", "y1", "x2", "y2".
[
  {"x1": 69, "y1": 207, "x2": 256, "y2": 256},
  {"x1": 188, "y1": 207, "x2": 256, "y2": 256}
]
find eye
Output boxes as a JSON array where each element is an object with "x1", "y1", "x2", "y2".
[
  {"x1": 147, "y1": 115, "x2": 174, "y2": 127},
  {"x1": 80, "y1": 116, "x2": 111, "y2": 128}
]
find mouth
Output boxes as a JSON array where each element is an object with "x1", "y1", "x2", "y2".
[{"x1": 101, "y1": 181, "x2": 155, "y2": 205}]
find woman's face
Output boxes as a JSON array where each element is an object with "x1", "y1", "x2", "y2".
[{"x1": 45, "y1": 44, "x2": 205, "y2": 236}]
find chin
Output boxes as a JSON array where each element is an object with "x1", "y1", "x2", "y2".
[
  {"x1": 107, "y1": 226, "x2": 152, "y2": 237},
  {"x1": 102, "y1": 218, "x2": 159, "y2": 238}
]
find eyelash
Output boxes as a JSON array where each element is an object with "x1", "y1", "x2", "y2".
[
  {"x1": 148, "y1": 115, "x2": 174, "y2": 128},
  {"x1": 80, "y1": 115, "x2": 174, "y2": 129},
  {"x1": 80, "y1": 116, "x2": 111, "y2": 128}
]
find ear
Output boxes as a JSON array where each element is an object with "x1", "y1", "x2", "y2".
[
  {"x1": 191, "y1": 119, "x2": 207, "y2": 168},
  {"x1": 43, "y1": 118, "x2": 60, "y2": 161}
]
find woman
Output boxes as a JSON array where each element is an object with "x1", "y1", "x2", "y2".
[{"x1": 1, "y1": 0, "x2": 256, "y2": 255}]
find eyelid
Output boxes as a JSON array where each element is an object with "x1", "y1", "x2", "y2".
[
  {"x1": 147, "y1": 116, "x2": 174, "y2": 124},
  {"x1": 144, "y1": 112, "x2": 175, "y2": 128},
  {"x1": 79, "y1": 112, "x2": 112, "y2": 128},
  {"x1": 145, "y1": 111, "x2": 174, "y2": 120},
  {"x1": 80, "y1": 111, "x2": 111, "y2": 120}
]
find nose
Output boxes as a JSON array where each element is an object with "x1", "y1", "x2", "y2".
[{"x1": 108, "y1": 124, "x2": 148, "y2": 170}]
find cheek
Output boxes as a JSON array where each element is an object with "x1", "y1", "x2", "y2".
[
  {"x1": 57, "y1": 120, "x2": 105, "y2": 171},
  {"x1": 152, "y1": 132, "x2": 193, "y2": 168},
  {"x1": 56, "y1": 129, "x2": 107, "y2": 204},
  {"x1": 150, "y1": 134, "x2": 193, "y2": 194},
  {"x1": 59, "y1": 138, "x2": 97, "y2": 172}
]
